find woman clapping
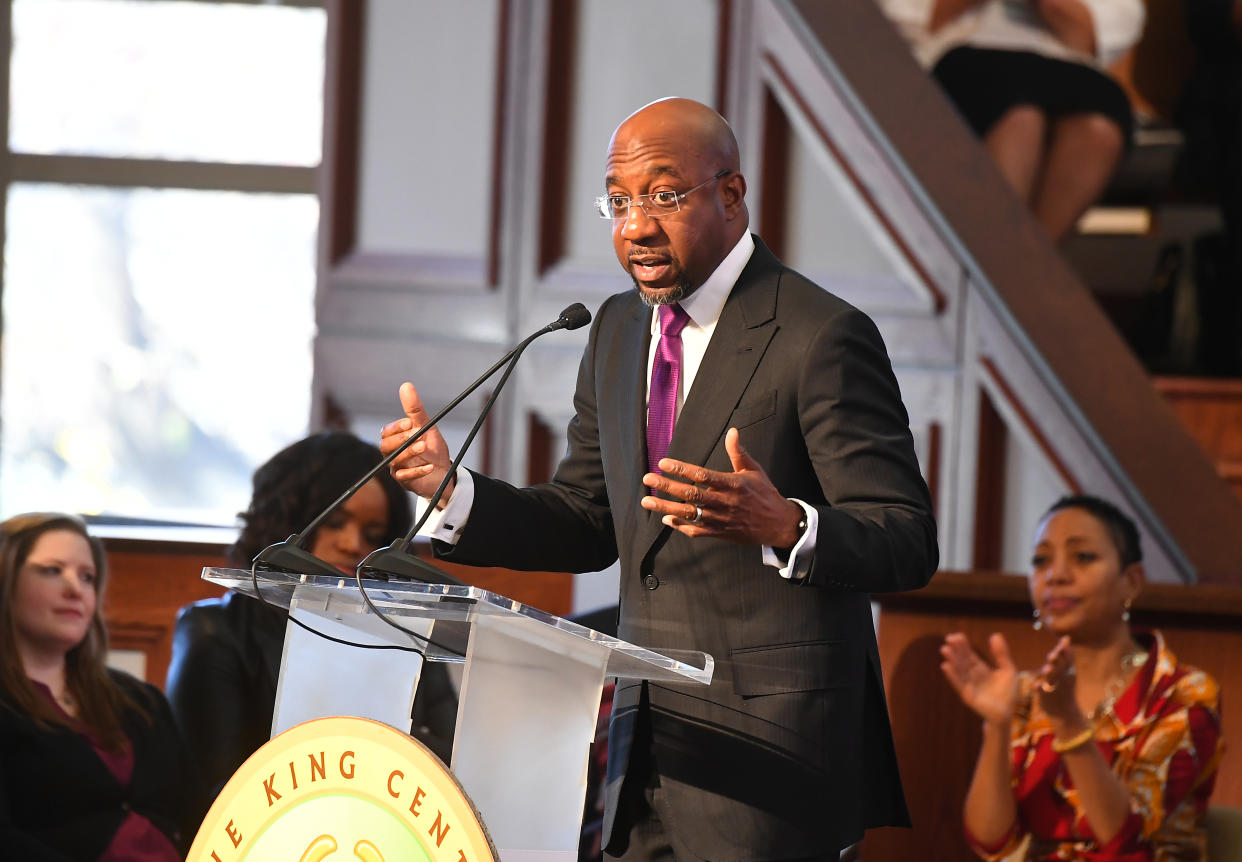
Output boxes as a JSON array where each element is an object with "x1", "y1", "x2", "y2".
[{"x1": 941, "y1": 495, "x2": 1222, "y2": 861}]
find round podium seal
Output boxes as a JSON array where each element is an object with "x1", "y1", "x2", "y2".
[{"x1": 187, "y1": 716, "x2": 497, "y2": 862}]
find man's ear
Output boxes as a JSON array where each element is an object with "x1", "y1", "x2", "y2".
[{"x1": 721, "y1": 171, "x2": 747, "y2": 218}]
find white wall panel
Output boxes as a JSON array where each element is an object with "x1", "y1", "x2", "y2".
[
  {"x1": 1000, "y1": 435, "x2": 1069, "y2": 575},
  {"x1": 784, "y1": 121, "x2": 925, "y2": 306},
  {"x1": 355, "y1": 0, "x2": 499, "y2": 256},
  {"x1": 561, "y1": 0, "x2": 718, "y2": 267}
]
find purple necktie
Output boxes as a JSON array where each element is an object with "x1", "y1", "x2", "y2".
[{"x1": 647, "y1": 303, "x2": 690, "y2": 474}]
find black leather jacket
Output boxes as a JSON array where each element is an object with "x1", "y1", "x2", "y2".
[{"x1": 165, "y1": 591, "x2": 457, "y2": 799}]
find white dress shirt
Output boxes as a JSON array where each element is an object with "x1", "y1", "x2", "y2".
[
  {"x1": 877, "y1": 0, "x2": 1145, "y2": 68},
  {"x1": 421, "y1": 231, "x2": 817, "y2": 581}
]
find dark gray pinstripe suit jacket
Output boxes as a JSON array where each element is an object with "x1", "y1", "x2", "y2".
[{"x1": 439, "y1": 236, "x2": 938, "y2": 859}]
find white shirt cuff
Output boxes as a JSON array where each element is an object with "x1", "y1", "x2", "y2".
[
  {"x1": 415, "y1": 468, "x2": 474, "y2": 545},
  {"x1": 761, "y1": 498, "x2": 818, "y2": 581}
]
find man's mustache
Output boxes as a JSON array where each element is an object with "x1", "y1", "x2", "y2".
[{"x1": 627, "y1": 247, "x2": 672, "y2": 261}]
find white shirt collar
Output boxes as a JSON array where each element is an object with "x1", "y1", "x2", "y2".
[{"x1": 649, "y1": 231, "x2": 755, "y2": 335}]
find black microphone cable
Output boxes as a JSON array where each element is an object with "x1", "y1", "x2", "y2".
[{"x1": 247, "y1": 557, "x2": 446, "y2": 654}]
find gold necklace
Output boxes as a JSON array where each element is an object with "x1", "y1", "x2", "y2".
[{"x1": 1087, "y1": 649, "x2": 1149, "y2": 722}]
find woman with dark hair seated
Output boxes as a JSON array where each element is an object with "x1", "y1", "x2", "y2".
[
  {"x1": 165, "y1": 431, "x2": 458, "y2": 799},
  {"x1": 0, "y1": 512, "x2": 203, "y2": 860},
  {"x1": 941, "y1": 495, "x2": 1223, "y2": 860}
]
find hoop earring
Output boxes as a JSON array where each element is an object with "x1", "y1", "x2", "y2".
[
  {"x1": 1122, "y1": 599, "x2": 1132, "y2": 623},
  {"x1": 1033, "y1": 608, "x2": 1043, "y2": 631}
]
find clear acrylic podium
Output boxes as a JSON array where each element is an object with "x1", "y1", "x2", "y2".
[{"x1": 203, "y1": 567, "x2": 713, "y2": 862}]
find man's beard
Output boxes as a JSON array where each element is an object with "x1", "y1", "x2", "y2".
[{"x1": 633, "y1": 274, "x2": 698, "y2": 308}]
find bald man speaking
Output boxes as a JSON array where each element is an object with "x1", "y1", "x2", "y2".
[{"x1": 381, "y1": 98, "x2": 938, "y2": 862}]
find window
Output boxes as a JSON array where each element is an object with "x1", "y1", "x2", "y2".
[{"x1": 0, "y1": 0, "x2": 325, "y2": 526}]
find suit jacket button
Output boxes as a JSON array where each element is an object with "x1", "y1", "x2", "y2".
[{"x1": 643, "y1": 574, "x2": 660, "y2": 590}]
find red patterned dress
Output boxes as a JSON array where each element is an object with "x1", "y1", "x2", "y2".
[{"x1": 967, "y1": 630, "x2": 1223, "y2": 861}]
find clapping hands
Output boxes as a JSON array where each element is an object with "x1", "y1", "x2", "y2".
[
  {"x1": 1032, "y1": 636, "x2": 1084, "y2": 727},
  {"x1": 940, "y1": 632, "x2": 1020, "y2": 726},
  {"x1": 942, "y1": 633, "x2": 1088, "y2": 730}
]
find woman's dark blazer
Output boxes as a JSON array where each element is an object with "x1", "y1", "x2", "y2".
[{"x1": 0, "y1": 670, "x2": 203, "y2": 860}]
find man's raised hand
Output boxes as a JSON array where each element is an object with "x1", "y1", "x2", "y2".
[
  {"x1": 640, "y1": 427, "x2": 804, "y2": 546},
  {"x1": 379, "y1": 382, "x2": 455, "y2": 503}
]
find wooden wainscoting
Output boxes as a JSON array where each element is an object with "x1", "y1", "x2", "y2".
[
  {"x1": 1155, "y1": 376, "x2": 1242, "y2": 502},
  {"x1": 102, "y1": 538, "x2": 232, "y2": 688},
  {"x1": 102, "y1": 537, "x2": 575, "y2": 689},
  {"x1": 863, "y1": 571, "x2": 1242, "y2": 861}
]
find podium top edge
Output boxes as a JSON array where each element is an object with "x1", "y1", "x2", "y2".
[{"x1": 201, "y1": 567, "x2": 714, "y2": 685}]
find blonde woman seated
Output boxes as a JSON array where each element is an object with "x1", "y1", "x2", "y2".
[
  {"x1": 0, "y1": 513, "x2": 202, "y2": 860},
  {"x1": 941, "y1": 495, "x2": 1222, "y2": 860}
]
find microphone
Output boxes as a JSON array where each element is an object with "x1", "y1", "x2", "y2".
[
  {"x1": 252, "y1": 303, "x2": 593, "y2": 582},
  {"x1": 357, "y1": 302, "x2": 592, "y2": 580},
  {"x1": 555, "y1": 302, "x2": 592, "y2": 332}
]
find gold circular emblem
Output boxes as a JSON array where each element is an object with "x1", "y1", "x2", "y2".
[{"x1": 188, "y1": 716, "x2": 497, "y2": 862}]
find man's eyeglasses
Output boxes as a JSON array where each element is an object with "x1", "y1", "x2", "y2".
[{"x1": 595, "y1": 169, "x2": 730, "y2": 220}]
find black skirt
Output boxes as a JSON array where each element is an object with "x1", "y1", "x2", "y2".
[{"x1": 932, "y1": 45, "x2": 1134, "y2": 145}]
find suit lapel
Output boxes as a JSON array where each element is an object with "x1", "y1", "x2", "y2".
[
  {"x1": 666, "y1": 279, "x2": 778, "y2": 471},
  {"x1": 603, "y1": 297, "x2": 653, "y2": 547},
  {"x1": 633, "y1": 237, "x2": 783, "y2": 561}
]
